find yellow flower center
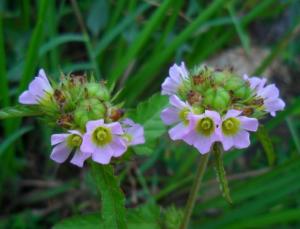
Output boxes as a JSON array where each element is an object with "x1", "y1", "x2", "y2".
[
  {"x1": 196, "y1": 117, "x2": 214, "y2": 136},
  {"x1": 179, "y1": 108, "x2": 190, "y2": 125},
  {"x1": 92, "y1": 126, "x2": 112, "y2": 146},
  {"x1": 66, "y1": 134, "x2": 82, "y2": 148},
  {"x1": 222, "y1": 117, "x2": 240, "y2": 136}
]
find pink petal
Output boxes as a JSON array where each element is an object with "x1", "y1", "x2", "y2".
[
  {"x1": 232, "y1": 130, "x2": 250, "y2": 149},
  {"x1": 18, "y1": 91, "x2": 38, "y2": 104},
  {"x1": 259, "y1": 84, "x2": 279, "y2": 99},
  {"x1": 80, "y1": 133, "x2": 97, "y2": 153},
  {"x1": 169, "y1": 64, "x2": 181, "y2": 83},
  {"x1": 205, "y1": 110, "x2": 221, "y2": 125},
  {"x1": 169, "y1": 95, "x2": 188, "y2": 110},
  {"x1": 68, "y1": 130, "x2": 82, "y2": 136},
  {"x1": 161, "y1": 77, "x2": 178, "y2": 95},
  {"x1": 193, "y1": 135, "x2": 214, "y2": 154},
  {"x1": 51, "y1": 133, "x2": 69, "y2": 146},
  {"x1": 127, "y1": 125, "x2": 145, "y2": 145},
  {"x1": 179, "y1": 62, "x2": 188, "y2": 78},
  {"x1": 92, "y1": 146, "x2": 113, "y2": 164},
  {"x1": 50, "y1": 142, "x2": 71, "y2": 163},
  {"x1": 224, "y1": 109, "x2": 242, "y2": 119},
  {"x1": 70, "y1": 150, "x2": 91, "y2": 167},
  {"x1": 28, "y1": 77, "x2": 48, "y2": 98},
  {"x1": 265, "y1": 98, "x2": 285, "y2": 116},
  {"x1": 238, "y1": 116, "x2": 259, "y2": 132},
  {"x1": 38, "y1": 69, "x2": 52, "y2": 90},
  {"x1": 86, "y1": 119, "x2": 104, "y2": 132},
  {"x1": 182, "y1": 129, "x2": 198, "y2": 145},
  {"x1": 169, "y1": 123, "x2": 188, "y2": 140},
  {"x1": 105, "y1": 122, "x2": 123, "y2": 135},
  {"x1": 220, "y1": 135, "x2": 234, "y2": 151},
  {"x1": 110, "y1": 137, "x2": 127, "y2": 157},
  {"x1": 161, "y1": 107, "x2": 179, "y2": 125}
]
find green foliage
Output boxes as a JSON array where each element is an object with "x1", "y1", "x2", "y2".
[
  {"x1": 213, "y1": 143, "x2": 232, "y2": 204},
  {"x1": 128, "y1": 94, "x2": 168, "y2": 155},
  {"x1": 255, "y1": 125, "x2": 276, "y2": 166},
  {"x1": 0, "y1": 0, "x2": 299, "y2": 228},
  {"x1": 0, "y1": 105, "x2": 42, "y2": 119},
  {"x1": 91, "y1": 163, "x2": 127, "y2": 229},
  {"x1": 54, "y1": 204, "x2": 161, "y2": 229}
]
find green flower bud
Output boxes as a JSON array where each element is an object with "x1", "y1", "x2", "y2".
[
  {"x1": 204, "y1": 87, "x2": 230, "y2": 111},
  {"x1": 213, "y1": 71, "x2": 226, "y2": 85},
  {"x1": 74, "y1": 98, "x2": 106, "y2": 129},
  {"x1": 223, "y1": 77, "x2": 244, "y2": 91},
  {"x1": 86, "y1": 82, "x2": 110, "y2": 101},
  {"x1": 233, "y1": 86, "x2": 252, "y2": 100}
]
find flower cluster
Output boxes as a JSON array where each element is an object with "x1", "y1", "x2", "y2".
[
  {"x1": 19, "y1": 69, "x2": 145, "y2": 167},
  {"x1": 161, "y1": 63, "x2": 285, "y2": 154}
]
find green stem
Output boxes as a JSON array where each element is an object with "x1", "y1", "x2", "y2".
[{"x1": 180, "y1": 153, "x2": 210, "y2": 229}]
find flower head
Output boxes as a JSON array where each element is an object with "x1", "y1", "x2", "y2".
[
  {"x1": 161, "y1": 62, "x2": 189, "y2": 96},
  {"x1": 19, "y1": 69, "x2": 53, "y2": 105},
  {"x1": 183, "y1": 110, "x2": 221, "y2": 154},
  {"x1": 50, "y1": 130, "x2": 90, "y2": 167},
  {"x1": 80, "y1": 119, "x2": 127, "y2": 164},
  {"x1": 219, "y1": 110, "x2": 258, "y2": 151},
  {"x1": 161, "y1": 95, "x2": 192, "y2": 141},
  {"x1": 121, "y1": 119, "x2": 145, "y2": 146}
]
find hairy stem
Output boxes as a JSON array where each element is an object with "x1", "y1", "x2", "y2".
[{"x1": 180, "y1": 153, "x2": 210, "y2": 229}]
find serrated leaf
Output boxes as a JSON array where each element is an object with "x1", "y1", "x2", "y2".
[
  {"x1": 213, "y1": 143, "x2": 232, "y2": 204},
  {"x1": 53, "y1": 204, "x2": 161, "y2": 229},
  {"x1": 128, "y1": 94, "x2": 168, "y2": 155},
  {"x1": 91, "y1": 163, "x2": 127, "y2": 229},
  {"x1": 0, "y1": 105, "x2": 42, "y2": 120},
  {"x1": 53, "y1": 213, "x2": 101, "y2": 229},
  {"x1": 255, "y1": 125, "x2": 276, "y2": 166}
]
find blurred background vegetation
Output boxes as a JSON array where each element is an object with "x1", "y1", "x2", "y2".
[{"x1": 0, "y1": 0, "x2": 300, "y2": 228}]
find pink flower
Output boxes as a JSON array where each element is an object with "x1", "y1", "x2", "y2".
[
  {"x1": 244, "y1": 74, "x2": 285, "y2": 116},
  {"x1": 19, "y1": 69, "x2": 53, "y2": 104},
  {"x1": 219, "y1": 110, "x2": 258, "y2": 151},
  {"x1": 182, "y1": 110, "x2": 221, "y2": 154},
  {"x1": 161, "y1": 95, "x2": 192, "y2": 141},
  {"x1": 50, "y1": 130, "x2": 90, "y2": 167},
  {"x1": 121, "y1": 119, "x2": 145, "y2": 146},
  {"x1": 80, "y1": 119, "x2": 127, "y2": 164},
  {"x1": 161, "y1": 62, "x2": 189, "y2": 96}
]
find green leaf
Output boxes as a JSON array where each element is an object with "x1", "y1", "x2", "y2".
[
  {"x1": 213, "y1": 143, "x2": 232, "y2": 204},
  {"x1": 0, "y1": 126, "x2": 33, "y2": 156},
  {"x1": 54, "y1": 204, "x2": 161, "y2": 229},
  {"x1": 0, "y1": 105, "x2": 42, "y2": 120},
  {"x1": 39, "y1": 34, "x2": 85, "y2": 57},
  {"x1": 53, "y1": 213, "x2": 101, "y2": 229},
  {"x1": 109, "y1": 0, "x2": 174, "y2": 83},
  {"x1": 127, "y1": 204, "x2": 161, "y2": 229},
  {"x1": 91, "y1": 163, "x2": 127, "y2": 229},
  {"x1": 255, "y1": 125, "x2": 276, "y2": 166},
  {"x1": 87, "y1": 0, "x2": 109, "y2": 37},
  {"x1": 128, "y1": 94, "x2": 168, "y2": 155}
]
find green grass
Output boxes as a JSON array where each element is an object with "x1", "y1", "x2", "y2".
[{"x1": 0, "y1": 0, "x2": 300, "y2": 228}]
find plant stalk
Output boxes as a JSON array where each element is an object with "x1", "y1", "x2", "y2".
[{"x1": 179, "y1": 153, "x2": 210, "y2": 229}]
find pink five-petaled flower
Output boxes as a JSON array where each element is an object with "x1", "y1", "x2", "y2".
[
  {"x1": 50, "y1": 130, "x2": 90, "y2": 167},
  {"x1": 80, "y1": 119, "x2": 127, "y2": 165},
  {"x1": 161, "y1": 62, "x2": 189, "y2": 96},
  {"x1": 219, "y1": 109, "x2": 258, "y2": 151},
  {"x1": 19, "y1": 69, "x2": 53, "y2": 105},
  {"x1": 244, "y1": 74, "x2": 285, "y2": 117},
  {"x1": 121, "y1": 119, "x2": 145, "y2": 146},
  {"x1": 182, "y1": 110, "x2": 221, "y2": 154},
  {"x1": 161, "y1": 95, "x2": 192, "y2": 141}
]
